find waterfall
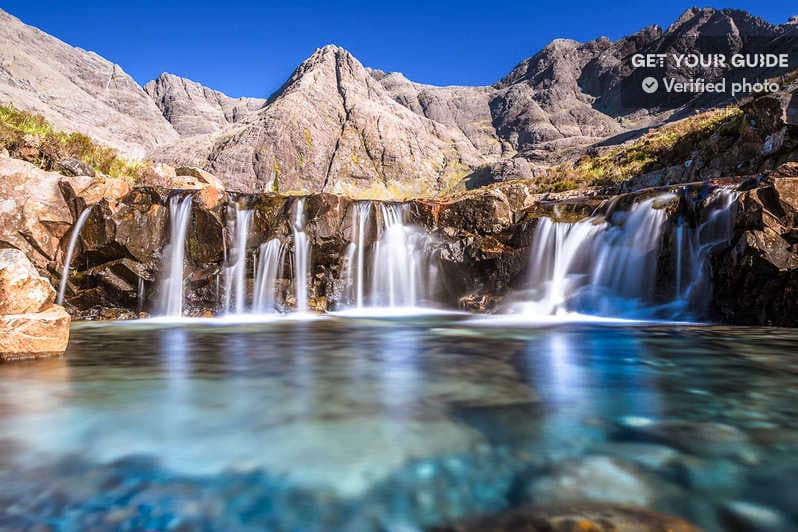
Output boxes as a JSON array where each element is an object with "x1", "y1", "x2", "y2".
[
  {"x1": 520, "y1": 189, "x2": 738, "y2": 319},
  {"x1": 525, "y1": 217, "x2": 606, "y2": 315},
  {"x1": 225, "y1": 207, "x2": 253, "y2": 315},
  {"x1": 293, "y1": 198, "x2": 310, "y2": 312},
  {"x1": 56, "y1": 206, "x2": 93, "y2": 305},
  {"x1": 253, "y1": 239, "x2": 285, "y2": 313},
  {"x1": 343, "y1": 202, "x2": 431, "y2": 309},
  {"x1": 373, "y1": 204, "x2": 427, "y2": 307},
  {"x1": 520, "y1": 195, "x2": 673, "y2": 318},
  {"x1": 674, "y1": 187, "x2": 739, "y2": 311},
  {"x1": 137, "y1": 277, "x2": 145, "y2": 313},
  {"x1": 159, "y1": 195, "x2": 193, "y2": 317},
  {"x1": 344, "y1": 202, "x2": 372, "y2": 308}
]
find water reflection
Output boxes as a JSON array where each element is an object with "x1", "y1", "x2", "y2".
[{"x1": 0, "y1": 321, "x2": 797, "y2": 531}]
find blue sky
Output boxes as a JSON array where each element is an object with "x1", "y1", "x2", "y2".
[{"x1": 2, "y1": 1, "x2": 795, "y2": 98}]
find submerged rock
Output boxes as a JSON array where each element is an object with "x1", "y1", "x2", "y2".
[
  {"x1": 615, "y1": 418, "x2": 753, "y2": 462},
  {"x1": 433, "y1": 503, "x2": 700, "y2": 531},
  {"x1": 522, "y1": 456, "x2": 655, "y2": 507},
  {"x1": 720, "y1": 500, "x2": 790, "y2": 532}
]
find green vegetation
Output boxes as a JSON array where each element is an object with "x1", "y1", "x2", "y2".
[
  {"x1": 542, "y1": 107, "x2": 744, "y2": 191},
  {"x1": 0, "y1": 104, "x2": 154, "y2": 183}
]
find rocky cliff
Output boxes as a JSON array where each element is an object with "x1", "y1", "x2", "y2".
[
  {"x1": 144, "y1": 73, "x2": 266, "y2": 136},
  {"x1": 152, "y1": 45, "x2": 488, "y2": 197},
  {"x1": 26, "y1": 153, "x2": 794, "y2": 326},
  {"x1": 0, "y1": 10, "x2": 178, "y2": 158}
]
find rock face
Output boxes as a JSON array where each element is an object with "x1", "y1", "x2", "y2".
[
  {"x1": 581, "y1": 8, "x2": 798, "y2": 114},
  {"x1": 0, "y1": 9, "x2": 178, "y2": 158},
  {"x1": 0, "y1": 248, "x2": 56, "y2": 314},
  {"x1": 0, "y1": 249, "x2": 70, "y2": 360},
  {"x1": 491, "y1": 38, "x2": 622, "y2": 155},
  {"x1": 147, "y1": 8, "x2": 796, "y2": 193},
  {"x1": 0, "y1": 144, "x2": 789, "y2": 328},
  {"x1": 2, "y1": 7, "x2": 796, "y2": 194},
  {"x1": 0, "y1": 156, "x2": 72, "y2": 269},
  {"x1": 144, "y1": 73, "x2": 265, "y2": 136},
  {"x1": 712, "y1": 163, "x2": 798, "y2": 325},
  {"x1": 153, "y1": 46, "x2": 487, "y2": 197}
]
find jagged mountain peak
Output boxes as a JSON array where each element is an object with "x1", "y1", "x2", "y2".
[
  {"x1": 2, "y1": 6, "x2": 795, "y2": 197},
  {"x1": 144, "y1": 72, "x2": 265, "y2": 136}
]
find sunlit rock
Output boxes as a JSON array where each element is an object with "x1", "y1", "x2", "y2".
[
  {"x1": 0, "y1": 304, "x2": 70, "y2": 360},
  {"x1": 0, "y1": 158, "x2": 72, "y2": 268},
  {"x1": 0, "y1": 249, "x2": 56, "y2": 314}
]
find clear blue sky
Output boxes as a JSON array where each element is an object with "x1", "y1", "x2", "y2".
[{"x1": 2, "y1": 1, "x2": 795, "y2": 98}]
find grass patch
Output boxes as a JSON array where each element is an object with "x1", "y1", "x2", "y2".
[
  {"x1": 541, "y1": 106, "x2": 744, "y2": 191},
  {"x1": 0, "y1": 104, "x2": 155, "y2": 183}
]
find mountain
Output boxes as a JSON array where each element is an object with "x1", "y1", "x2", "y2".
[
  {"x1": 1, "y1": 7, "x2": 796, "y2": 195},
  {"x1": 144, "y1": 73, "x2": 266, "y2": 136},
  {"x1": 148, "y1": 8, "x2": 797, "y2": 195},
  {"x1": 152, "y1": 46, "x2": 487, "y2": 196},
  {"x1": 0, "y1": 10, "x2": 178, "y2": 158}
]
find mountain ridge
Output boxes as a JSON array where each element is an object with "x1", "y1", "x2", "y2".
[{"x1": 1, "y1": 7, "x2": 796, "y2": 196}]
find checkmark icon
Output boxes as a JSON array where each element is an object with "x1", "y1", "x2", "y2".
[{"x1": 642, "y1": 77, "x2": 659, "y2": 94}]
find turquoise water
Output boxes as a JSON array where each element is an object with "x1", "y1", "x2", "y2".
[{"x1": 1, "y1": 316, "x2": 797, "y2": 530}]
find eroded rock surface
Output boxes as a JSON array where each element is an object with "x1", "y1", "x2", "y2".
[
  {"x1": 0, "y1": 249, "x2": 70, "y2": 360},
  {"x1": 144, "y1": 73, "x2": 265, "y2": 136},
  {"x1": 0, "y1": 9, "x2": 178, "y2": 158},
  {"x1": 0, "y1": 156, "x2": 72, "y2": 269},
  {"x1": 0, "y1": 248, "x2": 55, "y2": 314},
  {"x1": 712, "y1": 163, "x2": 798, "y2": 325}
]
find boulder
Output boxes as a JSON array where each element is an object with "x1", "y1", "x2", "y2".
[
  {"x1": 55, "y1": 157, "x2": 96, "y2": 177},
  {"x1": 0, "y1": 247, "x2": 70, "y2": 360},
  {"x1": 80, "y1": 187, "x2": 168, "y2": 265},
  {"x1": 522, "y1": 456, "x2": 655, "y2": 507},
  {"x1": 175, "y1": 166, "x2": 225, "y2": 189},
  {"x1": 615, "y1": 418, "x2": 753, "y2": 461},
  {"x1": 174, "y1": 166, "x2": 225, "y2": 209},
  {"x1": 433, "y1": 504, "x2": 700, "y2": 531},
  {"x1": 0, "y1": 249, "x2": 56, "y2": 314},
  {"x1": 0, "y1": 157, "x2": 72, "y2": 268},
  {"x1": 0, "y1": 304, "x2": 71, "y2": 361}
]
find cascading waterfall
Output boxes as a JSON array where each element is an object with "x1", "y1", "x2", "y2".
[
  {"x1": 343, "y1": 202, "x2": 432, "y2": 309},
  {"x1": 525, "y1": 217, "x2": 607, "y2": 315},
  {"x1": 159, "y1": 195, "x2": 193, "y2": 317},
  {"x1": 225, "y1": 207, "x2": 253, "y2": 315},
  {"x1": 293, "y1": 198, "x2": 310, "y2": 312},
  {"x1": 343, "y1": 202, "x2": 373, "y2": 308},
  {"x1": 520, "y1": 190, "x2": 738, "y2": 319},
  {"x1": 673, "y1": 187, "x2": 739, "y2": 311},
  {"x1": 56, "y1": 206, "x2": 93, "y2": 305},
  {"x1": 137, "y1": 277, "x2": 145, "y2": 313},
  {"x1": 253, "y1": 239, "x2": 286, "y2": 313}
]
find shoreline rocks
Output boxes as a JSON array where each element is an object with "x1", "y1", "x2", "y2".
[
  {"x1": 3, "y1": 148, "x2": 798, "y2": 326},
  {"x1": 0, "y1": 249, "x2": 70, "y2": 360}
]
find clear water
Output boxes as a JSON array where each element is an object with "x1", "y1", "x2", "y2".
[{"x1": 1, "y1": 318, "x2": 797, "y2": 531}]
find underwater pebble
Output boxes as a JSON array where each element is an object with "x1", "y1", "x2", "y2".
[{"x1": 720, "y1": 500, "x2": 789, "y2": 531}]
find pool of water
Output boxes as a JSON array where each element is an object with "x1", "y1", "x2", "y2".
[{"x1": 1, "y1": 316, "x2": 797, "y2": 530}]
